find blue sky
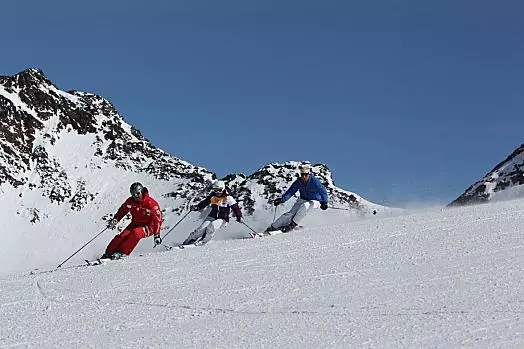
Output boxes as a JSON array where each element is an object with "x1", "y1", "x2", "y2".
[{"x1": 2, "y1": 0, "x2": 523, "y2": 205}]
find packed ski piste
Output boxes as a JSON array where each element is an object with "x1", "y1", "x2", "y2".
[{"x1": 47, "y1": 164, "x2": 348, "y2": 273}]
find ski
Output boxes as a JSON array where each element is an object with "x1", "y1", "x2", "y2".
[
  {"x1": 85, "y1": 258, "x2": 109, "y2": 266},
  {"x1": 248, "y1": 232, "x2": 264, "y2": 238},
  {"x1": 85, "y1": 255, "x2": 125, "y2": 266},
  {"x1": 252, "y1": 225, "x2": 304, "y2": 238},
  {"x1": 245, "y1": 231, "x2": 275, "y2": 239},
  {"x1": 30, "y1": 257, "x2": 111, "y2": 275},
  {"x1": 30, "y1": 253, "x2": 131, "y2": 275},
  {"x1": 176, "y1": 241, "x2": 206, "y2": 249},
  {"x1": 30, "y1": 262, "x2": 87, "y2": 275},
  {"x1": 261, "y1": 229, "x2": 292, "y2": 236}
]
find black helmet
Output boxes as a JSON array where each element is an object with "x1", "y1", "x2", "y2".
[{"x1": 130, "y1": 182, "x2": 144, "y2": 197}]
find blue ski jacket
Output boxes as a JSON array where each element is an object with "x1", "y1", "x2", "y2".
[{"x1": 281, "y1": 175, "x2": 329, "y2": 203}]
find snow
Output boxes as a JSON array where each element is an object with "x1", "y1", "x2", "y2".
[
  {"x1": 1, "y1": 199, "x2": 522, "y2": 348},
  {"x1": 51, "y1": 86, "x2": 82, "y2": 104},
  {"x1": 491, "y1": 184, "x2": 524, "y2": 202}
]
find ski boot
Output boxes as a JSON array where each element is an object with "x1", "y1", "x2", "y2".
[
  {"x1": 181, "y1": 238, "x2": 198, "y2": 246},
  {"x1": 100, "y1": 253, "x2": 112, "y2": 260},
  {"x1": 280, "y1": 221, "x2": 298, "y2": 233},
  {"x1": 263, "y1": 225, "x2": 279, "y2": 234},
  {"x1": 110, "y1": 252, "x2": 126, "y2": 260}
]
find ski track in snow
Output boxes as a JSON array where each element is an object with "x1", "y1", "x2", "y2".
[{"x1": 1, "y1": 200, "x2": 523, "y2": 348}]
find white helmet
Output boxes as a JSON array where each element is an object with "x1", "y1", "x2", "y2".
[
  {"x1": 299, "y1": 164, "x2": 311, "y2": 174},
  {"x1": 211, "y1": 180, "x2": 225, "y2": 191}
]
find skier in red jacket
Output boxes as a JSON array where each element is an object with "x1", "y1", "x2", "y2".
[{"x1": 102, "y1": 182, "x2": 162, "y2": 259}]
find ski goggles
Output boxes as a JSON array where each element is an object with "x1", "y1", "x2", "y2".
[{"x1": 131, "y1": 191, "x2": 143, "y2": 198}]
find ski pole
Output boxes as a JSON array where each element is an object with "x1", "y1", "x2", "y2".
[
  {"x1": 159, "y1": 243, "x2": 173, "y2": 251},
  {"x1": 155, "y1": 210, "x2": 191, "y2": 247},
  {"x1": 329, "y1": 205, "x2": 377, "y2": 215},
  {"x1": 273, "y1": 206, "x2": 277, "y2": 224},
  {"x1": 57, "y1": 227, "x2": 108, "y2": 268},
  {"x1": 241, "y1": 221, "x2": 261, "y2": 238},
  {"x1": 328, "y1": 206, "x2": 352, "y2": 211}
]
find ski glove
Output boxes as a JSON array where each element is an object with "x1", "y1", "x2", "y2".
[
  {"x1": 236, "y1": 216, "x2": 243, "y2": 223},
  {"x1": 273, "y1": 198, "x2": 284, "y2": 206},
  {"x1": 107, "y1": 218, "x2": 118, "y2": 229},
  {"x1": 320, "y1": 202, "x2": 328, "y2": 210},
  {"x1": 154, "y1": 236, "x2": 162, "y2": 246}
]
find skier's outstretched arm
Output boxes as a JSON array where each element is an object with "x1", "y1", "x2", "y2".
[
  {"x1": 193, "y1": 196, "x2": 211, "y2": 211},
  {"x1": 150, "y1": 203, "x2": 163, "y2": 237},
  {"x1": 282, "y1": 179, "x2": 300, "y2": 202},
  {"x1": 114, "y1": 200, "x2": 132, "y2": 221},
  {"x1": 108, "y1": 200, "x2": 131, "y2": 229},
  {"x1": 228, "y1": 197, "x2": 243, "y2": 223}
]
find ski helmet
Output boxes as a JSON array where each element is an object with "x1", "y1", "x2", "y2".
[
  {"x1": 211, "y1": 180, "x2": 225, "y2": 191},
  {"x1": 299, "y1": 164, "x2": 311, "y2": 175},
  {"x1": 130, "y1": 182, "x2": 144, "y2": 197}
]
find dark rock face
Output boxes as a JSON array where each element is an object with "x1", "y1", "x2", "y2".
[{"x1": 450, "y1": 144, "x2": 524, "y2": 206}]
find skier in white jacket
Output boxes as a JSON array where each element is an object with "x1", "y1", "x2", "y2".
[{"x1": 182, "y1": 180, "x2": 243, "y2": 245}]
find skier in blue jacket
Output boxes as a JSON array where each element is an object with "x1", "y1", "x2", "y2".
[{"x1": 266, "y1": 164, "x2": 329, "y2": 233}]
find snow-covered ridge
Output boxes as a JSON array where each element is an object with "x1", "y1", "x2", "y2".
[{"x1": 451, "y1": 143, "x2": 524, "y2": 205}]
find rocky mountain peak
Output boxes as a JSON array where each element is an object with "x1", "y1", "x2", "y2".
[
  {"x1": 451, "y1": 143, "x2": 524, "y2": 205},
  {"x1": 0, "y1": 68, "x2": 53, "y2": 89}
]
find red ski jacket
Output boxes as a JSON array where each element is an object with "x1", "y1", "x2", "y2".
[{"x1": 113, "y1": 188, "x2": 162, "y2": 237}]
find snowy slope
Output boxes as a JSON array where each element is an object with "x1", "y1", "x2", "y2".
[
  {"x1": 1, "y1": 199, "x2": 522, "y2": 348},
  {"x1": 451, "y1": 143, "x2": 524, "y2": 205}
]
